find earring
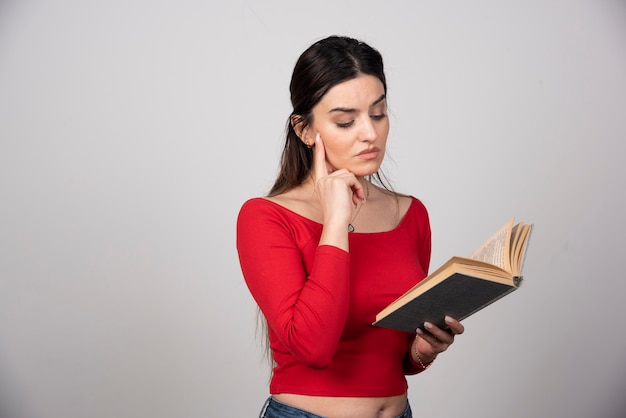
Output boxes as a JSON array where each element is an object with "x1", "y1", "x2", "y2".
[{"x1": 305, "y1": 141, "x2": 312, "y2": 148}]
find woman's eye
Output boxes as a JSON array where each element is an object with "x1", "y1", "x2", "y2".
[
  {"x1": 371, "y1": 113, "x2": 387, "y2": 121},
  {"x1": 337, "y1": 121, "x2": 354, "y2": 128}
]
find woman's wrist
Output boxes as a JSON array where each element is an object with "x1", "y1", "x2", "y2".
[
  {"x1": 412, "y1": 340, "x2": 436, "y2": 369},
  {"x1": 319, "y1": 221, "x2": 350, "y2": 251}
]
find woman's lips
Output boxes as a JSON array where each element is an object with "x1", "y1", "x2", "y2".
[{"x1": 356, "y1": 147, "x2": 380, "y2": 160}]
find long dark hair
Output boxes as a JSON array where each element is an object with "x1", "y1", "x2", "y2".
[{"x1": 268, "y1": 36, "x2": 387, "y2": 196}]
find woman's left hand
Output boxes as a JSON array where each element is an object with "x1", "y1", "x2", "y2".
[{"x1": 413, "y1": 316, "x2": 465, "y2": 363}]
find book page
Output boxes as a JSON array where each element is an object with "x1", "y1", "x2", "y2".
[
  {"x1": 469, "y1": 218, "x2": 514, "y2": 272},
  {"x1": 511, "y1": 223, "x2": 532, "y2": 277}
]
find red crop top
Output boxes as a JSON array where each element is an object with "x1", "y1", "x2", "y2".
[{"x1": 236, "y1": 196, "x2": 431, "y2": 397}]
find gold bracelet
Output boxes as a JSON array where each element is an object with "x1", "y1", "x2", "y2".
[{"x1": 413, "y1": 342, "x2": 433, "y2": 369}]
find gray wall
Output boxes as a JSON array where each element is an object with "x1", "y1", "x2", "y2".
[{"x1": 1, "y1": 1, "x2": 625, "y2": 417}]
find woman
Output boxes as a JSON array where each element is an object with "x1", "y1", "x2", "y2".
[{"x1": 237, "y1": 35, "x2": 464, "y2": 418}]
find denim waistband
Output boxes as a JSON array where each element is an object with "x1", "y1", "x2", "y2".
[{"x1": 259, "y1": 397, "x2": 412, "y2": 418}]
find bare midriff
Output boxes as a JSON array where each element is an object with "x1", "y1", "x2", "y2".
[{"x1": 272, "y1": 393, "x2": 408, "y2": 418}]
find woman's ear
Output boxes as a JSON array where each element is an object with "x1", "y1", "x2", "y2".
[
  {"x1": 290, "y1": 114, "x2": 312, "y2": 147},
  {"x1": 290, "y1": 114, "x2": 305, "y2": 138}
]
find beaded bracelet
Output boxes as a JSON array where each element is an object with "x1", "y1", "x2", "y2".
[{"x1": 413, "y1": 342, "x2": 434, "y2": 370}]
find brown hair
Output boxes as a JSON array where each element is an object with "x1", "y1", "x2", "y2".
[{"x1": 269, "y1": 35, "x2": 387, "y2": 196}]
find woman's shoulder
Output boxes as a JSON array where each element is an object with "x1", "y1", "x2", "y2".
[
  {"x1": 402, "y1": 196, "x2": 431, "y2": 244},
  {"x1": 238, "y1": 193, "x2": 321, "y2": 226},
  {"x1": 237, "y1": 195, "x2": 323, "y2": 250},
  {"x1": 237, "y1": 197, "x2": 295, "y2": 240},
  {"x1": 390, "y1": 192, "x2": 429, "y2": 229},
  {"x1": 238, "y1": 197, "x2": 285, "y2": 220},
  {"x1": 383, "y1": 190, "x2": 428, "y2": 217},
  {"x1": 406, "y1": 194, "x2": 429, "y2": 215},
  {"x1": 239, "y1": 196, "x2": 272, "y2": 211}
]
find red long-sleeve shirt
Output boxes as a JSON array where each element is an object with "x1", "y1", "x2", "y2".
[{"x1": 236, "y1": 196, "x2": 431, "y2": 396}]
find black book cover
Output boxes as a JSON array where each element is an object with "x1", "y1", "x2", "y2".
[{"x1": 373, "y1": 273, "x2": 518, "y2": 333}]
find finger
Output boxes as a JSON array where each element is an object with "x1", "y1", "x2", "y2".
[
  {"x1": 351, "y1": 179, "x2": 365, "y2": 205},
  {"x1": 334, "y1": 171, "x2": 364, "y2": 206},
  {"x1": 416, "y1": 328, "x2": 445, "y2": 352},
  {"x1": 423, "y1": 322, "x2": 455, "y2": 345},
  {"x1": 331, "y1": 168, "x2": 365, "y2": 204},
  {"x1": 444, "y1": 316, "x2": 465, "y2": 335},
  {"x1": 313, "y1": 133, "x2": 328, "y2": 181}
]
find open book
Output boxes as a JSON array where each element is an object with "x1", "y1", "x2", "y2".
[{"x1": 373, "y1": 218, "x2": 533, "y2": 333}]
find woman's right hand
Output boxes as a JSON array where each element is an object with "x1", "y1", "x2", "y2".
[{"x1": 313, "y1": 133, "x2": 365, "y2": 250}]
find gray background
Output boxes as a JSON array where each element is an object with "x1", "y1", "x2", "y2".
[{"x1": 1, "y1": 0, "x2": 625, "y2": 417}]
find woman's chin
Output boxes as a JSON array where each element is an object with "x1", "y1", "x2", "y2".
[
  {"x1": 327, "y1": 160, "x2": 383, "y2": 177},
  {"x1": 355, "y1": 162, "x2": 383, "y2": 177}
]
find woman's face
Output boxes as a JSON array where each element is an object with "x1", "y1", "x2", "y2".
[{"x1": 308, "y1": 74, "x2": 389, "y2": 177}]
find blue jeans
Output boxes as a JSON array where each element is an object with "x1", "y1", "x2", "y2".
[{"x1": 259, "y1": 397, "x2": 412, "y2": 418}]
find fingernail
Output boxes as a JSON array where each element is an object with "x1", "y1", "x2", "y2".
[
  {"x1": 424, "y1": 322, "x2": 433, "y2": 330},
  {"x1": 444, "y1": 316, "x2": 453, "y2": 324},
  {"x1": 416, "y1": 328, "x2": 424, "y2": 335},
  {"x1": 315, "y1": 133, "x2": 320, "y2": 142}
]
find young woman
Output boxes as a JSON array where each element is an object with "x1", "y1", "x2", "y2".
[{"x1": 237, "y1": 35, "x2": 465, "y2": 418}]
